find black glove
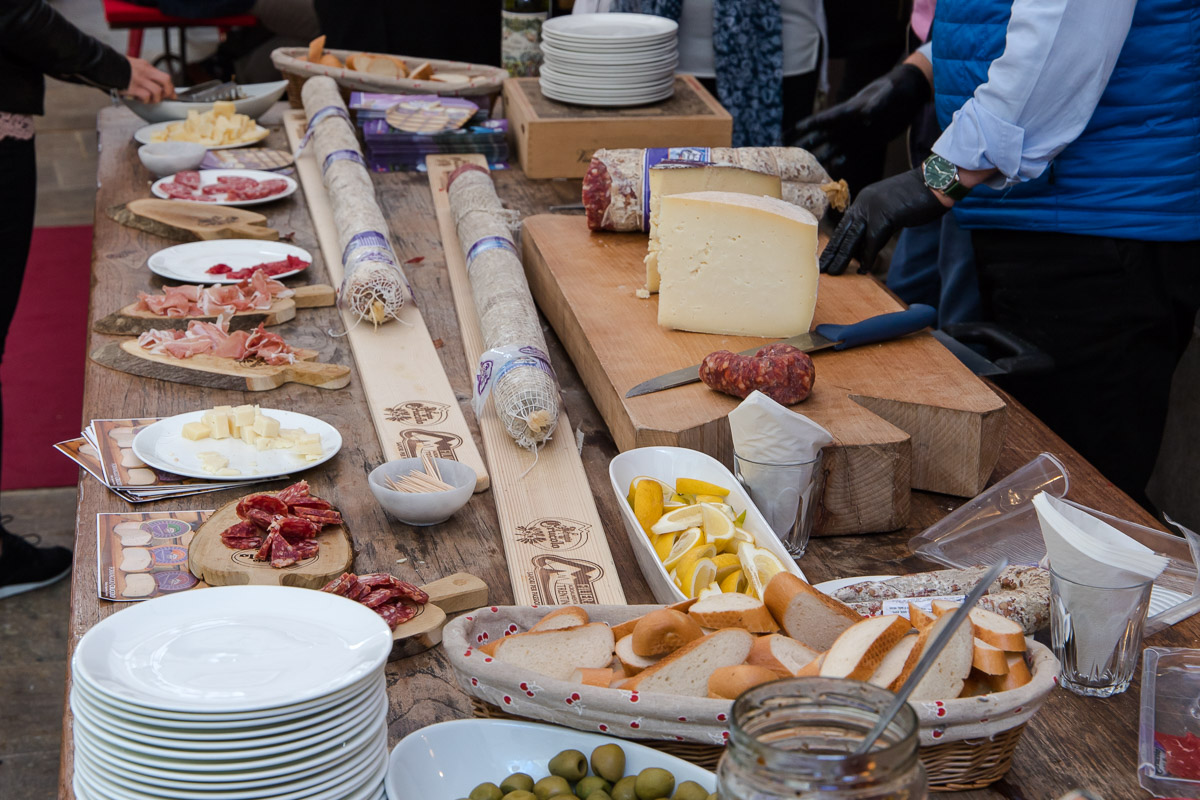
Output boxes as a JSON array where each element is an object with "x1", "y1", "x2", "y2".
[
  {"x1": 820, "y1": 167, "x2": 950, "y2": 275},
  {"x1": 788, "y1": 62, "x2": 932, "y2": 174}
]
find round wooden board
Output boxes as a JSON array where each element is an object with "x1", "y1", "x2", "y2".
[{"x1": 188, "y1": 493, "x2": 353, "y2": 589}]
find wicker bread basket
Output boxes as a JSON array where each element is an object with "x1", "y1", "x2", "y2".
[
  {"x1": 270, "y1": 47, "x2": 508, "y2": 108},
  {"x1": 444, "y1": 604, "x2": 1060, "y2": 792}
]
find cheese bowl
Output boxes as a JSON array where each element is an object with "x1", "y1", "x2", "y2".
[
  {"x1": 608, "y1": 446, "x2": 805, "y2": 603},
  {"x1": 122, "y1": 80, "x2": 289, "y2": 123}
]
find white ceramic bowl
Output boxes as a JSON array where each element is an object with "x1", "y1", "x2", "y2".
[
  {"x1": 608, "y1": 446, "x2": 806, "y2": 603},
  {"x1": 137, "y1": 141, "x2": 207, "y2": 176},
  {"x1": 123, "y1": 80, "x2": 289, "y2": 123},
  {"x1": 368, "y1": 458, "x2": 474, "y2": 526},
  {"x1": 384, "y1": 718, "x2": 714, "y2": 800}
]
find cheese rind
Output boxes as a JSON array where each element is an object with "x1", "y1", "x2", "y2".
[
  {"x1": 644, "y1": 164, "x2": 784, "y2": 294},
  {"x1": 655, "y1": 191, "x2": 819, "y2": 338}
]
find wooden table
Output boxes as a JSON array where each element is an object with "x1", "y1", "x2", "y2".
[{"x1": 59, "y1": 105, "x2": 1195, "y2": 799}]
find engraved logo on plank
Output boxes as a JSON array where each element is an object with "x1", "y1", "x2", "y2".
[
  {"x1": 385, "y1": 401, "x2": 450, "y2": 426},
  {"x1": 396, "y1": 429, "x2": 462, "y2": 460},
  {"x1": 528, "y1": 555, "x2": 603, "y2": 605},
  {"x1": 514, "y1": 519, "x2": 590, "y2": 551},
  {"x1": 231, "y1": 551, "x2": 318, "y2": 569}
]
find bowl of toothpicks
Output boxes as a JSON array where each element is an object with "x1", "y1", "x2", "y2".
[{"x1": 368, "y1": 454, "x2": 476, "y2": 526}]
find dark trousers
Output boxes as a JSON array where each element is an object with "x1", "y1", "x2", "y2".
[
  {"x1": 698, "y1": 71, "x2": 819, "y2": 143},
  {"x1": 972, "y1": 230, "x2": 1200, "y2": 508},
  {"x1": 0, "y1": 136, "x2": 38, "y2": 493}
]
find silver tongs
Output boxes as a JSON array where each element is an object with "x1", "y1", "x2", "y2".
[{"x1": 176, "y1": 81, "x2": 244, "y2": 103}]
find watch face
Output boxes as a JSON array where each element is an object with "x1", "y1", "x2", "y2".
[{"x1": 924, "y1": 156, "x2": 956, "y2": 191}]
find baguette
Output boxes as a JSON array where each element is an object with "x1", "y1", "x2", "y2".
[
  {"x1": 989, "y1": 653, "x2": 1033, "y2": 692},
  {"x1": 615, "y1": 634, "x2": 660, "y2": 676},
  {"x1": 488, "y1": 623, "x2": 614, "y2": 681},
  {"x1": 972, "y1": 638, "x2": 1010, "y2": 675},
  {"x1": 570, "y1": 667, "x2": 614, "y2": 687},
  {"x1": 795, "y1": 652, "x2": 825, "y2": 676},
  {"x1": 765, "y1": 573, "x2": 862, "y2": 651},
  {"x1": 907, "y1": 611, "x2": 974, "y2": 701},
  {"x1": 970, "y1": 607, "x2": 1028, "y2": 651},
  {"x1": 623, "y1": 628, "x2": 754, "y2": 697},
  {"x1": 530, "y1": 606, "x2": 589, "y2": 632},
  {"x1": 707, "y1": 664, "x2": 779, "y2": 699},
  {"x1": 611, "y1": 598, "x2": 696, "y2": 641},
  {"x1": 867, "y1": 631, "x2": 921, "y2": 692},
  {"x1": 746, "y1": 634, "x2": 820, "y2": 678},
  {"x1": 632, "y1": 609, "x2": 703, "y2": 656},
  {"x1": 820, "y1": 615, "x2": 912, "y2": 681},
  {"x1": 689, "y1": 593, "x2": 779, "y2": 633},
  {"x1": 409, "y1": 61, "x2": 434, "y2": 81},
  {"x1": 908, "y1": 603, "x2": 936, "y2": 632},
  {"x1": 960, "y1": 669, "x2": 994, "y2": 697}
]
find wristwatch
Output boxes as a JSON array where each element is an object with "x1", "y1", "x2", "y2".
[{"x1": 922, "y1": 154, "x2": 970, "y2": 201}]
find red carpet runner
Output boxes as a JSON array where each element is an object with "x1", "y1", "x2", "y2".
[{"x1": 1, "y1": 225, "x2": 92, "y2": 490}]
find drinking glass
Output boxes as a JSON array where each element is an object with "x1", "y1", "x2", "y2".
[{"x1": 733, "y1": 449, "x2": 825, "y2": 558}]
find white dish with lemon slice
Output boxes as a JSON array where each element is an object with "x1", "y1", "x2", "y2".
[{"x1": 609, "y1": 447, "x2": 805, "y2": 604}]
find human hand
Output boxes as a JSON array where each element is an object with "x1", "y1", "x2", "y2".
[
  {"x1": 124, "y1": 57, "x2": 175, "y2": 103},
  {"x1": 819, "y1": 167, "x2": 950, "y2": 275}
]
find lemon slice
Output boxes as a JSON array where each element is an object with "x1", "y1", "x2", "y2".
[
  {"x1": 632, "y1": 479, "x2": 664, "y2": 537},
  {"x1": 679, "y1": 557, "x2": 717, "y2": 598},
  {"x1": 700, "y1": 503, "x2": 736, "y2": 550},
  {"x1": 650, "y1": 504, "x2": 704, "y2": 535},
  {"x1": 676, "y1": 478, "x2": 731, "y2": 497},
  {"x1": 738, "y1": 542, "x2": 787, "y2": 600},
  {"x1": 673, "y1": 543, "x2": 718, "y2": 579},
  {"x1": 712, "y1": 553, "x2": 742, "y2": 582},
  {"x1": 653, "y1": 532, "x2": 677, "y2": 561},
  {"x1": 694, "y1": 494, "x2": 726, "y2": 504},
  {"x1": 719, "y1": 568, "x2": 747, "y2": 594},
  {"x1": 661, "y1": 528, "x2": 704, "y2": 570}
]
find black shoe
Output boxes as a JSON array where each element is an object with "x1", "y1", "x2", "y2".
[{"x1": 0, "y1": 528, "x2": 72, "y2": 600}]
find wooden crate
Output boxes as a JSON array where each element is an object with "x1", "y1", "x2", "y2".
[{"x1": 503, "y1": 75, "x2": 732, "y2": 179}]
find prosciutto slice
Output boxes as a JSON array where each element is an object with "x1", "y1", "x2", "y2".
[
  {"x1": 135, "y1": 273, "x2": 292, "y2": 319},
  {"x1": 137, "y1": 319, "x2": 299, "y2": 366}
]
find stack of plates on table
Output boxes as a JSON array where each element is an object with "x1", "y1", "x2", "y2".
[
  {"x1": 69, "y1": 586, "x2": 393, "y2": 800},
  {"x1": 539, "y1": 13, "x2": 678, "y2": 107}
]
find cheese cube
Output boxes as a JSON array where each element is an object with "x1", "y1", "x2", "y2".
[
  {"x1": 212, "y1": 100, "x2": 236, "y2": 118},
  {"x1": 644, "y1": 164, "x2": 783, "y2": 294},
  {"x1": 255, "y1": 437, "x2": 273, "y2": 451},
  {"x1": 655, "y1": 191, "x2": 818, "y2": 338},
  {"x1": 233, "y1": 405, "x2": 256, "y2": 431},
  {"x1": 253, "y1": 414, "x2": 280, "y2": 438},
  {"x1": 240, "y1": 426, "x2": 259, "y2": 445},
  {"x1": 181, "y1": 422, "x2": 211, "y2": 441},
  {"x1": 207, "y1": 411, "x2": 231, "y2": 439},
  {"x1": 214, "y1": 405, "x2": 233, "y2": 414}
]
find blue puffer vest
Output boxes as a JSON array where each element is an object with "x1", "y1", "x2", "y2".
[{"x1": 932, "y1": 0, "x2": 1200, "y2": 241}]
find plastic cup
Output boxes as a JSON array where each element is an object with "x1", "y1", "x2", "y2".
[{"x1": 733, "y1": 449, "x2": 825, "y2": 558}]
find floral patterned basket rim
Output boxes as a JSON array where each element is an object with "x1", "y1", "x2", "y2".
[{"x1": 270, "y1": 47, "x2": 507, "y2": 97}]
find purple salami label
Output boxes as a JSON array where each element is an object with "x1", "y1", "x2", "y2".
[
  {"x1": 296, "y1": 104, "x2": 351, "y2": 153},
  {"x1": 341, "y1": 230, "x2": 391, "y2": 266},
  {"x1": 465, "y1": 235, "x2": 518, "y2": 274},
  {"x1": 641, "y1": 147, "x2": 714, "y2": 230},
  {"x1": 322, "y1": 148, "x2": 365, "y2": 173},
  {"x1": 151, "y1": 545, "x2": 189, "y2": 565},
  {"x1": 153, "y1": 571, "x2": 198, "y2": 592}
]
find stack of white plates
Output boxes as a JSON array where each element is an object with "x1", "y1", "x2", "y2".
[
  {"x1": 540, "y1": 13, "x2": 678, "y2": 107},
  {"x1": 70, "y1": 586, "x2": 394, "y2": 800}
]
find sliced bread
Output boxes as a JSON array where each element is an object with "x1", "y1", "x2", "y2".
[
  {"x1": 689, "y1": 593, "x2": 780, "y2": 633},
  {"x1": 611, "y1": 598, "x2": 697, "y2": 641},
  {"x1": 867, "y1": 631, "x2": 921, "y2": 691},
  {"x1": 570, "y1": 667, "x2": 614, "y2": 687},
  {"x1": 820, "y1": 615, "x2": 912, "y2": 681},
  {"x1": 907, "y1": 611, "x2": 975, "y2": 701},
  {"x1": 971, "y1": 637, "x2": 1010, "y2": 675},
  {"x1": 707, "y1": 664, "x2": 780, "y2": 699},
  {"x1": 960, "y1": 669, "x2": 993, "y2": 697},
  {"x1": 764, "y1": 572, "x2": 863, "y2": 651},
  {"x1": 908, "y1": 603, "x2": 936, "y2": 632},
  {"x1": 795, "y1": 652, "x2": 825, "y2": 676},
  {"x1": 989, "y1": 652, "x2": 1033, "y2": 692},
  {"x1": 623, "y1": 628, "x2": 754, "y2": 697},
  {"x1": 970, "y1": 607, "x2": 1027, "y2": 651},
  {"x1": 747, "y1": 634, "x2": 820, "y2": 678},
  {"x1": 632, "y1": 609, "x2": 703, "y2": 656},
  {"x1": 488, "y1": 623, "x2": 614, "y2": 681},
  {"x1": 531, "y1": 606, "x2": 590, "y2": 632},
  {"x1": 615, "y1": 634, "x2": 661, "y2": 676}
]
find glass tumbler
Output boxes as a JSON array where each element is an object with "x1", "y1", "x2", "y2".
[{"x1": 733, "y1": 450, "x2": 825, "y2": 557}]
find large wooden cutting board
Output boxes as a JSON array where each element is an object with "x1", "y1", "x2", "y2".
[
  {"x1": 521, "y1": 214, "x2": 1008, "y2": 535},
  {"x1": 106, "y1": 198, "x2": 280, "y2": 241}
]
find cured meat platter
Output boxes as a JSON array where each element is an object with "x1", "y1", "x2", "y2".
[
  {"x1": 106, "y1": 198, "x2": 280, "y2": 242},
  {"x1": 93, "y1": 283, "x2": 336, "y2": 335},
  {"x1": 90, "y1": 338, "x2": 351, "y2": 391}
]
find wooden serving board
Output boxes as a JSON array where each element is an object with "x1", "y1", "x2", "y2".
[
  {"x1": 93, "y1": 284, "x2": 337, "y2": 335},
  {"x1": 106, "y1": 198, "x2": 280, "y2": 242},
  {"x1": 90, "y1": 339, "x2": 351, "y2": 391},
  {"x1": 521, "y1": 214, "x2": 1009, "y2": 536},
  {"x1": 188, "y1": 496, "x2": 353, "y2": 589},
  {"x1": 388, "y1": 572, "x2": 489, "y2": 661}
]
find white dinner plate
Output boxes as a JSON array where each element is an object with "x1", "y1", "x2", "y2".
[
  {"x1": 538, "y1": 78, "x2": 676, "y2": 96},
  {"x1": 151, "y1": 168, "x2": 297, "y2": 207},
  {"x1": 385, "y1": 719, "x2": 715, "y2": 800},
  {"x1": 540, "y1": 85, "x2": 675, "y2": 107},
  {"x1": 146, "y1": 238, "x2": 311, "y2": 285},
  {"x1": 539, "y1": 66, "x2": 676, "y2": 90},
  {"x1": 131, "y1": 408, "x2": 341, "y2": 481},
  {"x1": 542, "y1": 37, "x2": 677, "y2": 54},
  {"x1": 541, "y1": 42, "x2": 678, "y2": 65},
  {"x1": 72, "y1": 586, "x2": 391, "y2": 713},
  {"x1": 539, "y1": 58, "x2": 678, "y2": 80},
  {"x1": 134, "y1": 119, "x2": 270, "y2": 148},
  {"x1": 543, "y1": 12, "x2": 678, "y2": 40}
]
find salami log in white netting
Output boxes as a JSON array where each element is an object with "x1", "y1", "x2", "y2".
[
  {"x1": 300, "y1": 76, "x2": 409, "y2": 326},
  {"x1": 446, "y1": 164, "x2": 560, "y2": 453},
  {"x1": 582, "y1": 147, "x2": 849, "y2": 232}
]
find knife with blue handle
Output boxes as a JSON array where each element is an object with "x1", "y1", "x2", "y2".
[{"x1": 624, "y1": 303, "x2": 937, "y2": 398}]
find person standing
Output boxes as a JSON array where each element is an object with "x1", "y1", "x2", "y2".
[{"x1": 0, "y1": 0, "x2": 174, "y2": 598}]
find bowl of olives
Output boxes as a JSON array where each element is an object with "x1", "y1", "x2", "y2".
[{"x1": 384, "y1": 719, "x2": 715, "y2": 800}]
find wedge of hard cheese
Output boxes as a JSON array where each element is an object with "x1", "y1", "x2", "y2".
[
  {"x1": 643, "y1": 163, "x2": 783, "y2": 294},
  {"x1": 655, "y1": 191, "x2": 819, "y2": 338}
]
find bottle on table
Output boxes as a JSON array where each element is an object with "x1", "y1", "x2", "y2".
[{"x1": 502, "y1": 0, "x2": 551, "y2": 77}]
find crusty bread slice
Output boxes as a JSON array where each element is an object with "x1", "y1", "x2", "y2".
[
  {"x1": 795, "y1": 653, "x2": 825, "y2": 676},
  {"x1": 970, "y1": 607, "x2": 1027, "y2": 651},
  {"x1": 820, "y1": 615, "x2": 912, "y2": 681},
  {"x1": 707, "y1": 664, "x2": 779, "y2": 699},
  {"x1": 689, "y1": 593, "x2": 780, "y2": 633},
  {"x1": 489, "y1": 623, "x2": 614, "y2": 681},
  {"x1": 764, "y1": 573, "x2": 863, "y2": 651},
  {"x1": 907, "y1": 611, "x2": 975, "y2": 701},
  {"x1": 611, "y1": 599, "x2": 697, "y2": 641},
  {"x1": 960, "y1": 669, "x2": 993, "y2": 697},
  {"x1": 989, "y1": 652, "x2": 1033, "y2": 692},
  {"x1": 409, "y1": 61, "x2": 434, "y2": 81},
  {"x1": 623, "y1": 628, "x2": 754, "y2": 697},
  {"x1": 615, "y1": 634, "x2": 661, "y2": 676},
  {"x1": 908, "y1": 603, "x2": 936, "y2": 632},
  {"x1": 930, "y1": 599, "x2": 960, "y2": 617},
  {"x1": 531, "y1": 606, "x2": 590, "y2": 632},
  {"x1": 867, "y1": 631, "x2": 921, "y2": 691},
  {"x1": 632, "y1": 609, "x2": 703, "y2": 656},
  {"x1": 747, "y1": 634, "x2": 820, "y2": 677},
  {"x1": 570, "y1": 667, "x2": 614, "y2": 687},
  {"x1": 972, "y1": 637, "x2": 1009, "y2": 675}
]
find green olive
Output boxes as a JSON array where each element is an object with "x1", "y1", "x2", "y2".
[
  {"x1": 590, "y1": 744, "x2": 626, "y2": 783},
  {"x1": 634, "y1": 769, "x2": 675, "y2": 800},
  {"x1": 502, "y1": 793, "x2": 538, "y2": 800},
  {"x1": 501, "y1": 775, "x2": 536, "y2": 795},
  {"x1": 470, "y1": 783, "x2": 504, "y2": 800},
  {"x1": 534, "y1": 775, "x2": 573, "y2": 800},
  {"x1": 575, "y1": 776, "x2": 611, "y2": 798},
  {"x1": 549, "y1": 749, "x2": 589, "y2": 782},
  {"x1": 670, "y1": 782, "x2": 708, "y2": 800},
  {"x1": 610, "y1": 775, "x2": 638, "y2": 800},
  {"x1": 586, "y1": 793, "x2": 613, "y2": 800}
]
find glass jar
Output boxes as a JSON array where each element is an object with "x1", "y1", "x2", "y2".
[{"x1": 717, "y1": 678, "x2": 928, "y2": 800}]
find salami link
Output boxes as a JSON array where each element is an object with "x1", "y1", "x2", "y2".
[
  {"x1": 274, "y1": 480, "x2": 311, "y2": 504},
  {"x1": 699, "y1": 344, "x2": 815, "y2": 405},
  {"x1": 271, "y1": 515, "x2": 321, "y2": 541},
  {"x1": 321, "y1": 572, "x2": 358, "y2": 597},
  {"x1": 319, "y1": 570, "x2": 427, "y2": 630},
  {"x1": 375, "y1": 602, "x2": 419, "y2": 629}
]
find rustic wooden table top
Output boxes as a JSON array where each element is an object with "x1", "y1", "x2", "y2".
[{"x1": 60, "y1": 105, "x2": 1194, "y2": 800}]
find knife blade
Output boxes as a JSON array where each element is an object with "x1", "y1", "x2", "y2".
[{"x1": 625, "y1": 303, "x2": 936, "y2": 398}]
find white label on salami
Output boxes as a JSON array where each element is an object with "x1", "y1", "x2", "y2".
[
  {"x1": 882, "y1": 595, "x2": 967, "y2": 617},
  {"x1": 473, "y1": 344, "x2": 556, "y2": 416}
]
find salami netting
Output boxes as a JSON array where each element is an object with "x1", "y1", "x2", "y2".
[{"x1": 301, "y1": 77, "x2": 409, "y2": 326}]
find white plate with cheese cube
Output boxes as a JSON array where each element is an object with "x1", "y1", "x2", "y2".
[
  {"x1": 131, "y1": 406, "x2": 341, "y2": 480},
  {"x1": 133, "y1": 119, "x2": 270, "y2": 149}
]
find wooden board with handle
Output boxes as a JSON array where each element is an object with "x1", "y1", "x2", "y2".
[
  {"x1": 388, "y1": 572, "x2": 489, "y2": 661},
  {"x1": 106, "y1": 198, "x2": 280, "y2": 242},
  {"x1": 93, "y1": 284, "x2": 337, "y2": 335},
  {"x1": 520, "y1": 214, "x2": 1008, "y2": 536},
  {"x1": 90, "y1": 338, "x2": 351, "y2": 391}
]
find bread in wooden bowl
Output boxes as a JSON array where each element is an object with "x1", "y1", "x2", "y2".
[{"x1": 764, "y1": 572, "x2": 861, "y2": 650}]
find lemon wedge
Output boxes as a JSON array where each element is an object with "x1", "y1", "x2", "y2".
[
  {"x1": 661, "y1": 528, "x2": 705, "y2": 570},
  {"x1": 632, "y1": 479, "x2": 664, "y2": 537},
  {"x1": 653, "y1": 531, "x2": 677, "y2": 561},
  {"x1": 676, "y1": 478, "x2": 731, "y2": 497},
  {"x1": 673, "y1": 543, "x2": 718, "y2": 578},
  {"x1": 679, "y1": 556, "x2": 717, "y2": 598},
  {"x1": 738, "y1": 542, "x2": 787, "y2": 600},
  {"x1": 700, "y1": 502, "x2": 736, "y2": 550},
  {"x1": 712, "y1": 553, "x2": 742, "y2": 582},
  {"x1": 719, "y1": 568, "x2": 747, "y2": 594},
  {"x1": 695, "y1": 493, "x2": 726, "y2": 504},
  {"x1": 651, "y1": 504, "x2": 704, "y2": 535}
]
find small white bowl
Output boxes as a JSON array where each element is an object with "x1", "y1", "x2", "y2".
[
  {"x1": 368, "y1": 458, "x2": 474, "y2": 526},
  {"x1": 137, "y1": 142, "x2": 207, "y2": 177}
]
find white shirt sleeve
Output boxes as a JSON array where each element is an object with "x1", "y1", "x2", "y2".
[{"x1": 931, "y1": 0, "x2": 1137, "y2": 186}]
